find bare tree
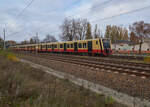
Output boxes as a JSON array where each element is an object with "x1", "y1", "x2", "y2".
[
  {"x1": 94, "y1": 24, "x2": 102, "y2": 38},
  {"x1": 76, "y1": 19, "x2": 88, "y2": 40},
  {"x1": 60, "y1": 18, "x2": 74, "y2": 41},
  {"x1": 32, "y1": 36, "x2": 40, "y2": 44},
  {"x1": 43, "y1": 34, "x2": 57, "y2": 43},
  {"x1": 129, "y1": 21, "x2": 150, "y2": 53},
  {"x1": 21, "y1": 40, "x2": 29, "y2": 45},
  {"x1": 60, "y1": 18, "x2": 89, "y2": 41}
]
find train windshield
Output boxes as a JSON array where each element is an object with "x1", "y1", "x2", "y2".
[{"x1": 102, "y1": 39, "x2": 111, "y2": 49}]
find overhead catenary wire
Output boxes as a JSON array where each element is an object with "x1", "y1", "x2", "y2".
[
  {"x1": 6, "y1": 0, "x2": 35, "y2": 37},
  {"x1": 91, "y1": 5, "x2": 150, "y2": 23},
  {"x1": 6, "y1": 1, "x2": 150, "y2": 40},
  {"x1": 28, "y1": 5, "x2": 150, "y2": 35},
  {"x1": 16, "y1": 0, "x2": 35, "y2": 18},
  {"x1": 67, "y1": 0, "x2": 113, "y2": 18},
  {"x1": 33, "y1": 5, "x2": 150, "y2": 36},
  {"x1": 6, "y1": 0, "x2": 112, "y2": 38}
]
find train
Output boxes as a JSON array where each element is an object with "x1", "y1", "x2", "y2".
[{"x1": 12, "y1": 38, "x2": 112, "y2": 56}]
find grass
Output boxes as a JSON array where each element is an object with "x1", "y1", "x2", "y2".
[
  {"x1": 0, "y1": 50, "x2": 19, "y2": 62},
  {"x1": 144, "y1": 56, "x2": 150, "y2": 63},
  {"x1": 0, "y1": 51, "x2": 125, "y2": 107}
]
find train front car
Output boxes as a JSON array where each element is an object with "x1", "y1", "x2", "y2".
[{"x1": 101, "y1": 38, "x2": 112, "y2": 55}]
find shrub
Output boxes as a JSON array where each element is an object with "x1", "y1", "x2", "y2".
[{"x1": 144, "y1": 56, "x2": 150, "y2": 63}]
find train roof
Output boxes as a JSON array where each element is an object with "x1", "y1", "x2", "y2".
[{"x1": 14, "y1": 38, "x2": 111, "y2": 47}]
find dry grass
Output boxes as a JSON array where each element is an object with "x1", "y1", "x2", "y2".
[
  {"x1": 0, "y1": 52, "x2": 124, "y2": 107},
  {"x1": 144, "y1": 56, "x2": 150, "y2": 63}
]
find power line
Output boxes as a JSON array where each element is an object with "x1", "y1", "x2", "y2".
[
  {"x1": 6, "y1": 0, "x2": 35, "y2": 37},
  {"x1": 34, "y1": 5, "x2": 150, "y2": 36},
  {"x1": 7, "y1": 2, "x2": 150, "y2": 40},
  {"x1": 91, "y1": 5, "x2": 150, "y2": 23},
  {"x1": 67, "y1": 0, "x2": 113, "y2": 18},
  {"x1": 6, "y1": 0, "x2": 112, "y2": 38},
  {"x1": 16, "y1": 0, "x2": 35, "y2": 18}
]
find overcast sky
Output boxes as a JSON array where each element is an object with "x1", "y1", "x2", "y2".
[{"x1": 0, "y1": 0, "x2": 150, "y2": 42}]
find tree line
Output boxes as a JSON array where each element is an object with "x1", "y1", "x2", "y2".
[
  {"x1": 59, "y1": 18, "x2": 102, "y2": 41},
  {"x1": 1, "y1": 18, "x2": 150, "y2": 48},
  {"x1": 60, "y1": 18, "x2": 150, "y2": 44},
  {"x1": 19, "y1": 19, "x2": 150, "y2": 46}
]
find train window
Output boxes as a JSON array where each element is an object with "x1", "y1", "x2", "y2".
[
  {"x1": 83, "y1": 43, "x2": 87, "y2": 48},
  {"x1": 42, "y1": 45, "x2": 46, "y2": 48},
  {"x1": 71, "y1": 44, "x2": 73, "y2": 48},
  {"x1": 96, "y1": 41, "x2": 98, "y2": 45},
  {"x1": 60, "y1": 44, "x2": 63, "y2": 48},
  {"x1": 102, "y1": 39, "x2": 110, "y2": 49},
  {"x1": 78, "y1": 43, "x2": 82, "y2": 48},
  {"x1": 67, "y1": 44, "x2": 70, "y2": 48}
]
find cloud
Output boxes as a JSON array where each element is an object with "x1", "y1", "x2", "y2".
[{"x1": 0, "y1": 0, "x2": 149, "y2": 42}]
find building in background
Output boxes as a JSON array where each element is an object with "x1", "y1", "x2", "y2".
[
  {"x1": 112, "y1": 40, "x2": 133, "y2": 51},
  {"x1": 112, "y1": 39, "x2": 150, "y2": 54},
  {"x1": 5, "y1": 40, "x2": 16, "y2": 48}
]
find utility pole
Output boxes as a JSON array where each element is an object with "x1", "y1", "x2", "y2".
[{"x1": 3, "y1": 28, "x2": 6, "y2": 50}]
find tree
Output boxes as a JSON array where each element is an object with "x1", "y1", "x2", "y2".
[
  {"x1": 85, "y1": 22, "x2": 92, "y2": 39},
  {"x1": 76, "y1": 18, "x2": 88, "y2": 40},
  {"x1": 43, "y1": 34, "x2": 57, "y2": 43},
  {"x1": 129, "y1": 21, "x2": 150, "y2": 53},
  {"x1": 105, "y1": 25, "x2": 111, "y2": 38},
  {"x1": 21, "y1": 40, "x2": 29, "y2": 45},
  {"x1": 130, "y1": 32, "x2": 139, "y2": 44},
  {"x1": 94, "y1": 24, "x2": 100, "y2": 38},
  {"x1": 60, "y1": 18, "x2": 90, "y2": 41},
  {"x1": 30, "y1": 38, "x2": 34, "y2": 44},
  {"x1": 105, "y1": 25, "x2": 129, "y2": 43},
  {"x1": 60, "y1": 18, "x2": 74, "y2": 41},
  {"x1": 32, "y1": 36, "x2": 40, "y2": 44},
  {"x1": 0, "y1": 37, "x2": 3, "y2": 42},
  {"x1": 29, "y1": 36, "x2": 40, "y2": 44},
  {"x1": 0, "y1": 37, "x2": 3, "y2": 48},
  {"x1": 123, "y1": 28, "x2": 129, "y2": 40}
]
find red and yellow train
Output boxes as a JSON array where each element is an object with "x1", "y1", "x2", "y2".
[{"x1": 13, "y1": 38, "x2": 112, "y2": 56}]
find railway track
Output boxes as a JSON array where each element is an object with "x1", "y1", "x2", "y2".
[
  {"x1": 18, "y1": 52, "x2": 150, "y2": 79},
  {"x1": 41, "y1": 53, "x2": 150, "y2": 69}
]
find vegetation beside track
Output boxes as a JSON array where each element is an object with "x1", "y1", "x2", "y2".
[{"x1": 0, "y1": 51, "x2": 125, "y2": 107}]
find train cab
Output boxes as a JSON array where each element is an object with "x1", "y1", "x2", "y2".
[{"x1": 101, "y1": 38, "x2": 112, "y2": 55}]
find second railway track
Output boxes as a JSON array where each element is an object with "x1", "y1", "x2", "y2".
[{"x1": 17, "y1": 52, "x2": 150, "y2": 79}]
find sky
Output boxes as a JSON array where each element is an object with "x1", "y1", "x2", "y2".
[{"x1": 0, "y1": 0, "x2": 150, "y2": 42}]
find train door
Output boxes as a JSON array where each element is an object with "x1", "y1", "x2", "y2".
[
  {"x1": 46, "y1": 44, "x2": 48, "y2": 52},
  {"x1": 64, "y1": 43, "x2": 67, "y2": 52},
  {"x1": 52, "y1": 44, "x2": 54, "y2": 51},
  {"x1": 99, "y1": 39, "x2": 103, "y2": 54},
  {"x1": 88, "y1": 41, "x2": 92, "y2": 53},
  {"x1": 74, "y1": 42, "x2": 78, "y2": 52}
]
